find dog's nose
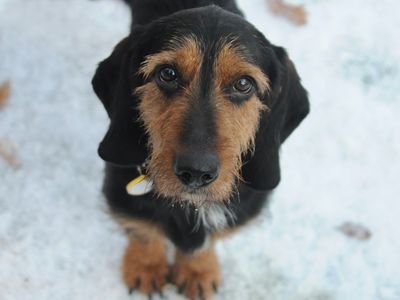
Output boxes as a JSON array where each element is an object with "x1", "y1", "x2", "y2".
[{"x1": 174, "y1": 153, "x2": 220, "y2": 189}]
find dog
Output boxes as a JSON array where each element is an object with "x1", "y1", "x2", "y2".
[{"x1": 92, "y1": 0, "x2": 309, "y2": 298}]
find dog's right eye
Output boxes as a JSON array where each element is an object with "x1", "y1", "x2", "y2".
[
  {"x1": 159, "y1": 67, "x2": 177, "y2": 82},
  {"x1": 156, "y1": 66, "x2": 180, "y2": 93}
]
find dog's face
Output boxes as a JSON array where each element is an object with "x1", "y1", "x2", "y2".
[
  {"x1": 92, "y1": 6, "x2": 309, "y2": 205},
  {"x1": 137, "y1": 35, "x2": 269, "y2": 203}
]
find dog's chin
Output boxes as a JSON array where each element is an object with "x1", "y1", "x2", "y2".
[
  {"x1": 152, "y1": 180, "x2": 234, "y2": 206},
  {"x1": 179, "y1": 191, "x2": 210, "y2": 204}
]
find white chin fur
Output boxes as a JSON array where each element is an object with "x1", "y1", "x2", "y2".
[{"x1": 191, "y1": 203, "x2": 237, "y2": 232}]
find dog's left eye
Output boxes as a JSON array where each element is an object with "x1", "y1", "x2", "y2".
[
  {"x1": 227, "y1": 77, "x2": 256, "y2": 104},
  {"x1": 159, "y1": 67, "x2": 177, "y2": 82},
  {"x1": 155, "y1": 66, "x2": 180, "y2": 93},
  {"x1": 233, "y1": 77, "x2": 254, "y2": 94}
]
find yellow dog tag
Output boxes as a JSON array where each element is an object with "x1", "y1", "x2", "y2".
[{"x1": 126, "y1": 175, "x2": 153, "y2": 196}]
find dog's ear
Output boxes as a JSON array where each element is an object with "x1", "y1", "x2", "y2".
[
  {"x1": 271, "y1": 46, "x2": 310, "y2": 143},
  {"x1": 241, "y1": 46, "x2": 310, "y2": 190},
  {"x1": 92, "y1": 32, "x2": 149, "y2": 166}
]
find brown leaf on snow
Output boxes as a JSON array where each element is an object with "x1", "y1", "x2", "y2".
[
  {"x1": 267, "y1": 0, "x2": 307, "y2": 26},
  {"x1": 0, "y1": 138, "x2": 21, "y2": 169},
  {"x1": 0, "y1": 81, "x2": 11, "y2": 110},
  {"x1": 338, "y1": 222, "x2": 372, "y2": 241}
]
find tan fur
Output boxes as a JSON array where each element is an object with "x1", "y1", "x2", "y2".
[
  {"x1": 172, "y1": 243, "x2": 222, "y2": 299},
  {"x1": 136, "y1": 37, "x2": 203, "y2": 203},
  {"x1": 136, "y1": 83, "x2": 188, "y2": 198},
  {"x1": 136, "y1": 38, "x2": 268, "y2": 204},
  {"x1": 212, "y1": 93, "x2": 266, "y2": 192},
  {"x1": 211, "y1": 43, "x2": 267, "y2": 197},
  {"x1": 139, "y1": 36, "x2": 202, "y2": 82},
  {"x1": 122, "y1": 221, "x2": 169, "y2": 294},
  {"x1": 113, "y1": 214, "x2": 164, "y2": 242},
  {"x1": 215, "y1": 42, "x2": 270, "y2": 92}
]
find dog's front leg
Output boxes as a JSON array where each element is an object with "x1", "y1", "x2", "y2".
[
  {"x1": 172, "y1": 241, "x2": 222, "y2": 299},
  {"x1": 122, "y1": 228, "x2": 169, "y2": 296}
]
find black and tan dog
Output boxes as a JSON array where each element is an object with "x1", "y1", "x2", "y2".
[{"x1": 92, "y1": 0, "x2": 309, "y2": 298}]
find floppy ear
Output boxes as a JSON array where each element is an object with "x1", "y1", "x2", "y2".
[
  {"x1": 92, "y1": 34, "x2": 149, "y2": 166},
  {"x1": 241, "y1": 46, "x2": 310, "y2": 190}
]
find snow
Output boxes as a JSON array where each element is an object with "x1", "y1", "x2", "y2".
[{"x1": 0, "y1": 0, "x2": 399, "y2": 299}]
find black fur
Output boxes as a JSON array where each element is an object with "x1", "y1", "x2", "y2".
[
  {"x1": 92, "y1": 0, "x2": 310, "y2": 253},
  {"x1": 103, "y1": 164, "x2": 270, "y2": 252},
  {"x1": 124, "y1": 0, "x2": 243, "y2": 27}
]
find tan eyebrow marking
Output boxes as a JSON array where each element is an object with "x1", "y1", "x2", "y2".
[
  {"x1": 215, "y1": 41, "x2": 271, "y2": 92},
  {"x1": 139, "y1": 36, "x2": 202, "y2": 82}
]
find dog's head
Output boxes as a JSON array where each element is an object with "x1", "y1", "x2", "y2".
[{"x1": 92, "y1": 6, "x2": 309, "y2": 205}]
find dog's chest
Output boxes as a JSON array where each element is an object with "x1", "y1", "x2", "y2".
[{"x1": 193, "y1": 204, "x2": 236, "y2": 232}]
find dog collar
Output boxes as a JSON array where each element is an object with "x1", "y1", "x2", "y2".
[{"x1": 126, "y1": 163, "x2": 153, "y2": 196}]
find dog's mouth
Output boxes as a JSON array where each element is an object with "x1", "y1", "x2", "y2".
[
  {"x1": 148, "y1": 167, "x2": 237, "y2": 205},
  {"x1": 179, "y1": 190, "x2": 210, "y2": 203}
]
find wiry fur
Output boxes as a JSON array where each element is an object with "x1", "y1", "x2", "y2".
[
  {"x1": 137, "y1": 38, "x2": 268, "y2": 204},
  {"x1": 192, "y1": 203, "x2": 237, "y2": 231},
  {"x1": 92, "y1": 1, "x2": 310, "y2": 299}
]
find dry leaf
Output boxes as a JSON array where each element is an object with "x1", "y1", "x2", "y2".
[
  {"x1": 338, "y1": 222, "x2": 372, "y2": 241},
  {"x1": 267, "y1": 0, "x2": 307, "y2": 26},
  {"x1": 0, "y1": 81, "x2": 11, "y2": 110},
  {"x1": 0, "y1": 138, "x2": 21, "y2": 169}
]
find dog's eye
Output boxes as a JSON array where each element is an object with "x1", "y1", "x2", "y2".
[
  {"x1": 159, "y1": 67, "x2": 177, "y2": 82},
  {"x1": 227, "y1": 77, "x2": 257, "y2": 104},
  {"x1": 155, "y1": 66, "x2": 180, "y2": 94},
  {"x1": 233, "y1": 77, "x2": 254, "y2": 94}
]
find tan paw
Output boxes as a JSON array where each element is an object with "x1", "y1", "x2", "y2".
[
  {"x1": 123, "y1": 238, "x2": 169, "y2": 296},
  {"x1": 172, "y1": 248, "x2": 222, "y2": 300}
]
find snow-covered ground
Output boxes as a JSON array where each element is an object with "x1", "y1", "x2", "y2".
[{"x1": 0, "y1": 0, "x2": 399, "y2": 299}]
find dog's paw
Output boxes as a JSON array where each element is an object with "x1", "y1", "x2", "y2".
[
  {"x1": 172, "y1": 249, "x2": 222, "y2": 300},
  {"x1": 123, "y1": 240, "x2": 169, "y2": 297},
  {"x1": 124, "y1": 262, "x2": 169, "y2": 297}
]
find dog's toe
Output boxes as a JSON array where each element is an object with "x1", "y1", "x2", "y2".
[
  {"x1": 175, "y1": 276, "x2": 221, "y2": 299},
  {"x1": 172, "y1": 264, "x2": 221, "y2": 299},
  {"x1": 125, "y1": 264, "x2": 168, "y2": 295},
  {"x1": 123, "y1": 239, "x2": 169, "y2": 296}
]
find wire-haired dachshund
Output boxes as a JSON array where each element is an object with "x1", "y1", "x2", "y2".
[{"x1": 92, "y1": 0, "x2": 309, "y2": 298}]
